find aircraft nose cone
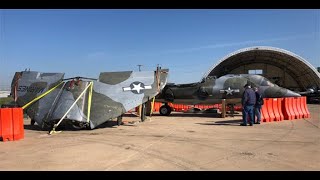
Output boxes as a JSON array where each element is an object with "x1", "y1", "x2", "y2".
[
  {"x1": 263, "y1": 87, "x2": 301, "y2": 98},
  {"x1": 285, "y1": 89, "x2": 301, "y2": 97}
]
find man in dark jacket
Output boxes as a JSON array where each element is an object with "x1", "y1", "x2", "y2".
[
  {"x1": 254, "y1": 87, "x2": 263, "y2": 124},
  {"x1": 241, "y1": 84, "x2": 256, "y2": 126}
]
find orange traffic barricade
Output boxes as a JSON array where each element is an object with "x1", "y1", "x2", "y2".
[
  {"x1": 277, "y1": 98, "x2": 284, "y2": 121},
  {"x1": 271, "y1": 98, "x2": 281, "y2": 121},
  {"x1": 294, "y1": 97, "x2": 303, "y2": 119},
  {"x1": 265, "y1": 98, "x2": 275, "y2": 122},
  {"x1": 261, "y1": 99, "x2": 270, "y2": 122},
  {"x1": 282, "y1": 97, "x2": 294, "y2": 120},
  {"x1": 0, "y1": 108, "x2": 14, "y2": 142},
  {"x1": 295, "y1": 97, "x2": 304, "y2": 119},
  {"x1": 12, "y1": 108, "x2": 24, "y2": 140},
  {"x1": 0, "y1": 107, "x2": 24, "y2": 142},
  {"x1": 300, "y1": 96, "x2": 310, "y2": 118}
]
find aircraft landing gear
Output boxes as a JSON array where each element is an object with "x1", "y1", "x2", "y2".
[
  {"x1": 159, "y1": 104, "x2": 172, "y2": 116},
  {"x1": 117, "y1": 115, "x2": 123, "y2": 126},
  {"x1": 31, "y1": 119, "x2": 35, "y2": 125},
  {"x1": 227, "y1": 104, "x2": 235, "y2": 117},
  {"x1": 141, "y1": 103, "x2": 146, "y2": 122}
]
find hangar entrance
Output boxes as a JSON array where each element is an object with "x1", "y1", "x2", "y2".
[{"x1": 203, "y1": 46, "x2": 320, "y2": 94}]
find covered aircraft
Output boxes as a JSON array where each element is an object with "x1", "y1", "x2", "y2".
[
  {"x1": 155, "y1": 74, "x2": 301, "y2": 115},
  {"x1": 10, "y1": 67, "x2": 169, "y2": 130}
]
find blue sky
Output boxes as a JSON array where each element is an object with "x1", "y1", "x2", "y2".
[{"x1": 0, "y1": 9, "x2": 319, "y2": 89}]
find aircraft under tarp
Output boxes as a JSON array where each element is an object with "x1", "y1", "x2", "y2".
[{"x1": 10, "y1": 67, "x2": 169, "y2": 130}]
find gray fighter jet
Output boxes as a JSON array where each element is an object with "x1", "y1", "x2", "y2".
[
  {"x1": 10, "y1": 67, "x2": 169, "y2": 130},
  {"x1": 155, "y1": 74, "x2": 300, "y2": 115}
]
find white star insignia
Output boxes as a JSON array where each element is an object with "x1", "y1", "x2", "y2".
[
  {"x1": 131, "y1": 83, "x2": 143, "y2": 94},
  {"x1": 219, "y1": 87, "x2": 240, "y2": 95},
  {"x1": 123, "y1": 82, "x2": 153, "y2": 94},
  {"x1": 225, "y1": 87, "x2": 234, "y2": 95}
]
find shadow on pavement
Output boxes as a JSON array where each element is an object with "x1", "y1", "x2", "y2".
[{"x1": 196, "y1": 119, "x2": 243, "y2": 126}]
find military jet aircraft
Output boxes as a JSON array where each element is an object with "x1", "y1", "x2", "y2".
[
  {"x1": 155, "y1": 74, "x2": 301, "y2": 115},
  {"x1": 10, "y1": 67, "x2": 168, "y2": 130}
]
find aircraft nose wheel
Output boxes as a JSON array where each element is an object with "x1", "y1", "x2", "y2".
[{"x1": 159, "y1": 105, "x2": 172, "y2": 116}]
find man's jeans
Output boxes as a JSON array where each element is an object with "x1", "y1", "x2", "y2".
[
  {"x1": 254, "y1": 105, "x2": 262, "y2": 123},
  {"x1": 242, "y1": 105, "x2": 254, "y2": 125}
]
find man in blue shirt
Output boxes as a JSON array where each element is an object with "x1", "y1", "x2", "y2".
[{"x1": 241, "y1": 84, "x2": 256, "y2": 126}]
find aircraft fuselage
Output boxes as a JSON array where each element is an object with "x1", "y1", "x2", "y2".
[{"x1": 156, "y1": 74, "x2": 300, "y2": 105}]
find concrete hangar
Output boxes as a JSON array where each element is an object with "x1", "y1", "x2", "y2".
[{"x1": 202, "y1": 46, "x2": 320, "y2": 102}]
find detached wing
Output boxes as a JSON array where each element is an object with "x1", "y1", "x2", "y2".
[
  {"x1": 89, "y1": 69, "x2": 168, "y2": 128},
  {"x1": 11, "y1": 71, "x2": 64, "y2": 127}
]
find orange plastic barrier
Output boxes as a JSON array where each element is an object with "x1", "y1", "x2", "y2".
[
  {"x1": 177, "y1": 104, "x2": 182, "y2": 111},
  {"x1": 172, "y1": 104, "x2": 177, "y2": 111},
  {"x1": 300, "y1": 97, "x2": 307, "y2": 118},
  {"x1": 180, "y1": 104, "x2": 188, "y2": 111},
  {"x1": 1, "y1": 108, "x2": 24, "y2": 142},
  {"x1": 304, "y1": 96, "x2": 311, "y2": 118},
  {"x1": 12, "y1": 108, "x2": 24, "y2": 140},
  {"x1": 170, "y1": 104, "x2": 226, "y2": 112},
  {"x1": 292, "y1": 97, "x2": 301, "y2": 119},
  {"x1": 154, "y1": 102, "x2": 161, "y2": 112},
  {"x1": 296, "y1": 97, "x2": 304, "y2": 119},
  {"x1": 271, "y1": 98, "x2": 281, "y2": 121},
  {"x1": 234, "y1": 105, "x2": 242, "y2": 111},
  {"x1": 300, "y1": 96, "x2": 310, "y2": 118},
  {"x1": 261, "y1": 99, "x2": 270, "y2": 122},
  {"x1": 0, "y1": 108, "x2": 14, "y2": 142},
  {"x1": 265, "y1": 98, "x2": 276, "y2": 122},
  {"x1": 283, "y1": 97, "x2": 293, "y2": 120},
  {"x1": 277, "y1": 98, "x2": 284, "y2": 121}
]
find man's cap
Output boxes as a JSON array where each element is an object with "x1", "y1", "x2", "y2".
[{"x1": 244, "y1": 83, "x2": 250, "y2": 88}]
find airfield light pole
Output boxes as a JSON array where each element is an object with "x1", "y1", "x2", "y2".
[{"x1": 137, "y1": 64, "x2": 143, "y2": 72}]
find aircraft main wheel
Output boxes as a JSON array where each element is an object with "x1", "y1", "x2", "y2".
[
  {"x1": 117, "y1": 116, "x2": 123, "y2": 126},
  {"x1": 159, "y1": 105, "x2": 172, "y2": 116}
]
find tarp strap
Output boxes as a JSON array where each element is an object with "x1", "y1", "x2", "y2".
[
  {"x1": 87, "y1": 82, "x2": 93, "y2": 123},
  {"x1": 43, "y1": 82, "x2": 67, "y2": 123},
  {"x1": 22, "y1": 81, "x2": 64, "y2": 109},
  {"x1": 150, "y1": 97, "x2": 155, "y2": 117},
  {"x1": 49, "y1": 81, "x2": 93, "y2": 135}
]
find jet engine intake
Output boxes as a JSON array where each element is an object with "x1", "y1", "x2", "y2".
[
  {"x1": 163, "y1": 88, "x2": 174, "y2": 102},
  {"x1": 198, "y1": 86, "x2": 213, "y2": 99}
]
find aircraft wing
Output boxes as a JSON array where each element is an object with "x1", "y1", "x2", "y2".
[{"x1": 87, "y1": 69, "x2": 168, "y2": 128}]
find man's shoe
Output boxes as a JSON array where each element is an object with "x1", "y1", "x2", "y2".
[
  {"x1": 249, "y1": 123, "x2": 253, "y2": 126},
  {"x1": 254, "y1": 122, "x2": 261, "y2": 124},
  {"x1": 240, "y1": 123, "x2": 247, "y2": 126}
]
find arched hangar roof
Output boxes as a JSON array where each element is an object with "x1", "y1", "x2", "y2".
[{"x1": 203, "y1": 46, "x2": 320, "y2": 90}]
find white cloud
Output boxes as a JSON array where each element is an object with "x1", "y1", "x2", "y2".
[{"x1": 162, "y1": 33, "x2": 316, "y2": 54}]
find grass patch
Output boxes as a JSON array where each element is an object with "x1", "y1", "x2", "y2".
[{"x1": 0, "y1": 97, "x2": 15, "y2": 107}]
